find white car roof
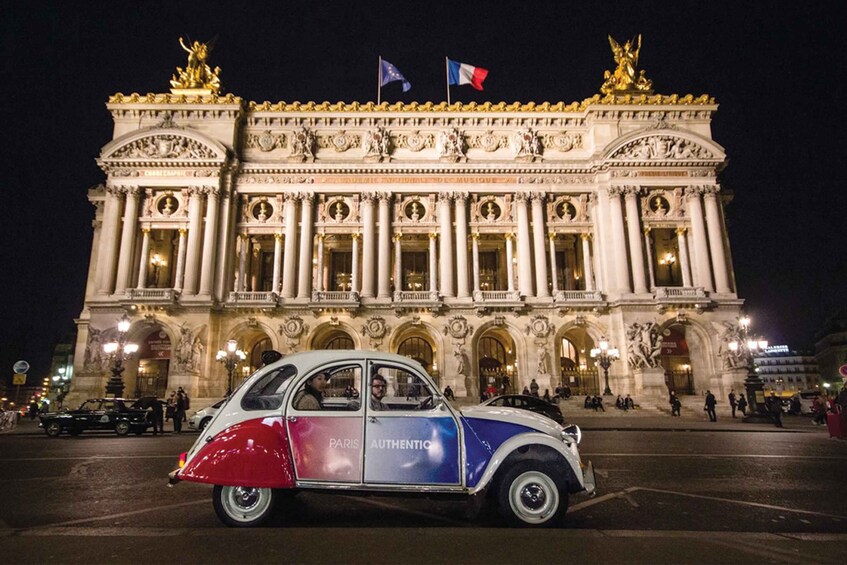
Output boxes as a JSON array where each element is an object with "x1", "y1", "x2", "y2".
[{"x1": 266, "y1": 350, "x2": 426, "y2": 372}]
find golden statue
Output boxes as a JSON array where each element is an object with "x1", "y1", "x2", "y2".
[
  {"x1": 170, "y1": 36, "x2": 222, "y2": 94},
  {"x1": 600, "y1": 34, "x2": 653, "y2": 95}
]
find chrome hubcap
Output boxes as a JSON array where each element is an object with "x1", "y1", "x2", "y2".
[
  {"x1": 221, "y1": 486, "x2": 272, "y2": 523},
  {"x1": 520, "y1": 483, "x2": 547, "y2": 510},
  {"x1": 509, "y1": 471, "x2": 559, "y2": 524}
]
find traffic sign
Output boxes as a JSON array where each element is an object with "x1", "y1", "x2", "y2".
[
  {"x1": 13, "y1": 360, "x2": 30, "y2": 374},
  {"x1": 839, "y1": 364, "x2": 847, "y2": 378},
  {"x1": 13, "y1": 374, "x2": 27, "y2": 385}
]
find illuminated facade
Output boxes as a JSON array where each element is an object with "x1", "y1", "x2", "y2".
[{"x1": 67, "y1": 85, "x2": 750, "y2": 406}]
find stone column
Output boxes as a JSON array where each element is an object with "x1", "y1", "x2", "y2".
[
  {"x1": 393, "y1": 233, "x2": 402, "y2": 294},
  {"x1": 530, "y1": 193, "x2": 550, "y2": 298},
  {"x1": 297, "y1": 194, "x2": 314, "y2": 299},
  {"x1": 608, "y1": 187, "x2": 632, "y2": 294},
  {"x1": 315, "y1": 233, "x2": 324, "y2": 292},
  {"x1": 471, "y1": 232, "x2": 481, "y2": 294},
  {"x1": 235, "y1": 233, "x2": 247, "y2": 292},
  {"x1": 174, "y1": 228, "x2": 187, "y2": 292},
  {"x1": 454, "y1": 193, "x2": 470, "y2": 298},
  {"x1": 589, "y1": 193, "x2": 606, "y2": 291},
  {"x1": 272, "y1": 233, "x2": 283, "y2": 294},
  {"x1": 437, "y1": 193, "x2": 455, "y2": 297},
  {"x1": 515, "y1": 193, "x2": 534, "y2": 297},
  {"x1": 505, "y1": 233, "x2": 516, "y2": 292},
  {"x1": 182, "y1": 188, "x2": 205, "y2": 295},
  {"x1": 643, "y1": 228, "x2": 656, "y2": 289},
  {"x1": 685, "y1": 187, "x2": 714, "y2": 292},
  {"x1": 213, "y1": 184, "x2": 233, "y2": 301},
  {"x1": 623, "y1": 187, "x2": 648, "y2": 294},
  {"x1": 198, "y1": 187, "x2": 221, "y2": 296},
  {"x1": 428, "y1": 232, "x2": 438, "y2": 293},
  {"x1": 581, "y1": 233, "x2": 595, "y2": 291},
  {"x1": 548, "y1": 232, "x2": 559, "y2": 294},
  {"x1": 281, "y1": 194, "x2": 298, "y2": 298},
  {"x1": 676, "y1": 228, "x2": 693, "y2": 288},
  {"x1": 377, "y1": 194, "x2": 392, "y2": 298},
  {"x1": 703, "y1": 187, "x2": 731, "y2": 293},
  {"x1": 351, "y1": 232, "x2": 360, "y2": 293},
  {"x1": 136, "y1": 228, "x2": 151, "y2": 289},
  {"x1": 360, "y1": 194, "x2": 376, "y2": 297},
  {"x1": 115, "y1": 187, "x2": 141, "y2": 294},
  {"x1": 95, "y1": 186, "x2": 125, "y2": 295}
]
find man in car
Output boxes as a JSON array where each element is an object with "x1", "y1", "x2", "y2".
[{"x1": 370, "y1": 374, "x2": 389, "y2": 410}]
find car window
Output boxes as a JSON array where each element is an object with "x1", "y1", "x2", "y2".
[
  {"x1": 370, "y1": 365, "x2": 435, "y2": 411},
  {"x1": 241, "y1": 365, "x2": 297, "y2": 411},
  {"x1": 80, "y1": 400, "x2": 100, "y2": 411},
  {"x1": 489, "y1": 398, "x2": 504, "y2": 407},
  {"x1": 292, "y1": 365, "x2": 362, "y2": 412},
  {"x1": 212, "y1": 399, "x2": 226, "y2": 409},
  {"x1": 101, "y1": 400, "x2": 117, "y2": 412}
]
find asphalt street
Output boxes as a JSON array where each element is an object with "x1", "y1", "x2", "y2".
[{"x1": 1, "y1": 412, "x2": 845, "y2": 564}]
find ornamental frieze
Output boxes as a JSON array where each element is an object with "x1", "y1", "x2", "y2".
[
  {"x1": 316, "y1": 131, "x2": 361, "y2": 152},
  {"x1": 542, "y1": 132, "x2": 582, "y2": 152},
  {"x1": 511, "y1": 128, "x2": 542, "y2": 162},
  {"x1": 517, "y1": 176, "x2": 592, "y2": 185},
  {"x1": 110, "y1": 134, "x2": 218, "y2": 160},
  {"x1": 246, "y1": 131, "x2": 286, "y2": 152},
  {"x1": 394, "y1": 131, "x2": 434, "y2": 152},
  {"x1": 467, "y1": 131, "x2": 507, "y2": 152},
  {"x1": 363, "y1": 127, "x2": 391, "y2": 162},
  {"x1": 437, "y1": 127, "x2": 466, "y2": 162},
  {"x1": 288, "y1": 126, "x2": 316, "y2": 162},
  {"x1": 611, "y1": 135, "x2": 714, "y2": 161}
]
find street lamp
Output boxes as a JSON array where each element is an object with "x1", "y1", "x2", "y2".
[
  {"x1": 728, "y1": 315, "x2": 770, "y2": 422},
  {"x1": 659, "y1": 252, "x2": 677, "y2": 283},
  {"x1": 102, "y1": 314, "x2": 138, "y2": 398},
  {"x1": 217, "y1": 339, "x2": 247, "y2": 396},
  {"x1": 590, "y1": 336, "x2": 620, "y2": 396}
]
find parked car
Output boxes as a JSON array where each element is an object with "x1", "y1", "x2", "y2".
[
  {"x1": 482, "y1": 394, "x2": 565, "y2": 425},
  {"x1": 39, "y1": 398, "x2": 151, "y2": 437},
  {"x1": 169, "y1": 351, "x2": 595, "y2": 528},
  {"x1": 795, "y1": 390, "x2": 821, "y2": 415},
  {"x1": 188, "y1": 399, "x2": 226, "y2": 432}
]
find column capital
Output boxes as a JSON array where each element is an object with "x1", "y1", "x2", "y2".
[
  {"x1": 529, "y1": 191, "x2": 547, "y2": 203},
  {"x1": 514, "y1": 191, "x2": 530, "y2": 204},
  {"x1": 360, "y1": 192, "x2": 377, "y2": 205},
  {"x1": 702, "y1": 185, "x2": 720, "y2": 197},
  {"x1": 471, "y1": 232, "x2": 480, "y2": 240},
  {"x1": 623, "y1": 185, "x2": 642, "y2": 197},
  {"x1": 351, "y1": 231, "x2": 361, "y2": 241},
  {"x1": 283, "y1": 191, "x2": 300, "y2": 202},
  {"x1": 274, "y1": 232, "x2": 283, "y2": 241},
  {"x1": 607, "y1": 186, "x2": 625, "y2": 197},
  {"x1": 437, "y1": 192, "x2": 453, "y2": 203},
  {"x1": 643, "y1": 226, "x2": 652, "y2": 236},
  {"x1": 376, "y1": 191, "x2": 392, "y2": 203},
  {"x1": 580, "y1": 232, "x2": 592, "y2": 241},
  {"x1": 178, "y1": 227, "x2": 188, "y2": 236},
  {"x1": 429, "y1": 232, "x2": 438, "y2": 240},
  {"x1": 684, "y1": 185, "x2": 706, "y2": 199},
  {"x1": 316, "y1": 231, "x2": 325, "y2": 241},
  {"x1": 548, "y1": 231, "x2": 557, "y2": 240},
  {"x1": 393, "y1": 232, "x2": 403, "y2": 241},
  {"x1": 505, "y1": 232, "x2": 514, "y2": 241},
  {"x1": 141, "y1": 227, "x2": 151, "y2": 235},
  {"x1": 675, "y1": 227, "x2": 688, "y2": 236},
  {"x1": 453, "y1": 191, "x2": 469, "y2": 203}
]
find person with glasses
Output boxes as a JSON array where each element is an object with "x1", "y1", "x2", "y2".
[{"x1": 370, "y1": 374, "x2": 389, "y2": 411}]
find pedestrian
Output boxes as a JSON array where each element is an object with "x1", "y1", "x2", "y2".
[
  {"x1": 542, "y1": 389, "x2": 551, "y2": 402},
  {"x1": 737, "y1": 393, "x2": 748, "y2": 416},
  {"x1": 523, "y1": 386, "x2": 531, "y2": 396},
  {"x1": 485, "y1": 383, "x2": 497, "y2": 400},
  {"x1": 625, "y1": 394, "x2": 635, "y2": 410},
  {"x1": 669, "y1": 391, "x2": 680, "y2": 416},
  {"x1": 529, "y1": 379, "x2": 539, "y2": 397},
  {"x1": 443, "y1": 385, "x2": 455, "y2": 401},
  {"x1": 563, "y1": 384, "x2": 572, "y2": 399},
  {"x1": 584, "y1": 395, "x2": 592, "y2": 409},
  {"x1": 728, "y1": 389, "x2": 737, "y2": 418},
  {"x1": 615, "y1": 395, "x2": 624, "y2": 410},
  {"x1": 178, "y1": 387, "x2": 190, "y2": 422},
  {"x1": 150, "y1": 397, "x2": 165, "y2": 435},
  {"x1": 838, "y1": 385, "x2": 847, "y2": 413},
  {"x1": 593, "y1": 395, "x2": 605, "y2": 412},
  {"x1": 165, "y1": 390, "x2": 176, "y2": 421},
  {"x1": 767, "y1": 392, "x2": 783, "y2": 428},
  {"x1": 502, "y1": 375, "x2": 511, "y2": 394},
  {"x1": 704, "y1": 390, "x2": 717, "y2": 422},
  {"x1": 173, "y1": 389, "x2": 186, "y2": 433}
]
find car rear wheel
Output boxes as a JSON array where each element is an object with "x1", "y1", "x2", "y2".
[
  {"x1": 198, "y1": 417, "x2": 211, "y2": 432},
  {"x1": 213, "y1": 485, "x2": 276, "y2": 527},
  {"x1": 45, "y1": 422, "x2": 62, "y2": 437},
  {"x1": 115, "y1": 421, "x2": 130, "y2": 436},
  {"x1": 497, "y1": 462, "x2": 567, "y2": 527}
]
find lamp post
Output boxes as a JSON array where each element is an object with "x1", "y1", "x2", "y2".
[
  {"x1": 728, "y1": 316, "x2": 770, "y2": 422},
  {"x1": 590, "y1": 336, "x2": 619, "y2": 396},
  {"x1": 102, "y1": 314, "x2": 138, "y2": 398},
  {"x1": 217, "y1": 339, "x2": 247, "y2": 396}
]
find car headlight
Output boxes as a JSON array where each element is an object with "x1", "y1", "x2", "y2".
[{"x1": 561, "y1": 424, "x2": 582, "y2": 445}]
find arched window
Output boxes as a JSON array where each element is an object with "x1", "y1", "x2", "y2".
[
  {"x1": 559, "y1": 337, "x2": 578, "y2": 371},
  {"x1": 319, "y1": 332, "x2": 354, "y2": 350},
  {"x1": 249, "y1": 337, "x2": 273, "y2": 370},
  {"x1": 478, "y1": 337, "x2": 506, "y2": 372},
  {"x1": 397, "y1": 337, "x2": 433, "y2": 371}
]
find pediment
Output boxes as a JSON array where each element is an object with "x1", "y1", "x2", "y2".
[
  {"x1": 604, "y1": 130, "x2": 724, "y2": 163},
  {"x1": 100, "y1": 127, "x2": 228, "y2": 165}
]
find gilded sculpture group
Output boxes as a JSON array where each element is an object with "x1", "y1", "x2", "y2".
[{"x1": 168, "y1": 34, "x2": 654, "y2": 97}]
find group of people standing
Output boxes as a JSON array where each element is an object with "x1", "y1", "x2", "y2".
[{"x1": 147, "y1": 387, "x2": 190, "y2": 435}]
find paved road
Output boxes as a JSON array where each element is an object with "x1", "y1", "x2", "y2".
[{"x1": 1, "y1": 415, "x2": 845, "y2": 564}]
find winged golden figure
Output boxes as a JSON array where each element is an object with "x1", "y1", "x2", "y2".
[
  {"x1": 600, "y1": 34, "x2": 653, "y2": 95},
  {"x1": 170, "y1": 36, "x2": 222, "y2": 93}
]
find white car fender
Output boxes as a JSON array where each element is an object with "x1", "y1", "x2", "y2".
[{"x1": 468, "y1": 431, "x2": 584, "y2": 495}]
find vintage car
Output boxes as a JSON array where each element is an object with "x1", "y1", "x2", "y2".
[
  {"x1": 39, "y1": 398, "x2": 152, "y2": 437},
  {"x1": 481, "y1": 394, "x2": 565, "y2": 425},
  {"x1": 169, "y1": 351, "x2": 596, "y2": 528}
]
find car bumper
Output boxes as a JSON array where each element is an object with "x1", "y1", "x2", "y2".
[
  {"x1": 582, "y1": 460, "x2": 597, "y2": 496},
  {"x1": 167, "y1": 469, "x2": 181, "y2": 487}
]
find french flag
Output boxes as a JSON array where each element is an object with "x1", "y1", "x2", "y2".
[{"x1": 447, "y1": 59, "x2": 489, "y2": 91}]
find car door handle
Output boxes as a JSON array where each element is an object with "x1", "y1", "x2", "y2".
[
  {"x1": 286, "y1": 416, "x2": 297, "y2": 423},
  {"x1": 368, "y1": 416, "x2": 377, "y2": 423}
]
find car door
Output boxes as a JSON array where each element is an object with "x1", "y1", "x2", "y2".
[
  {"x1": 363, "y1": 361, "x2": 461, "y2": 486},
  {"x1": 76, "y1": 400, "x2": 101, "y2": 429},
  {"x1": 286, "y1": 363, "x2": 365, "y2": 484}
]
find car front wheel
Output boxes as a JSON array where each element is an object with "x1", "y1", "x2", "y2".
[
  {"x1": 115, "y1": 421, "x2": 130, "y2": 436},
  {"x1": 213, "y1": 485, "x2": 277, "y2": 527},
  {"x1": 45, "y1": 422, "x2": 62, "y2": 437},
  {"x1": 198, "y1": 417, "x2": 211, "y2": 432},
  {"x1": 497, "y1": 462, "x2": 568, "y2": 527}
]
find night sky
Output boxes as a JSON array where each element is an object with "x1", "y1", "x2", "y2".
[{"x1": 2, "y1": 1, "x2": 845, "y2": 383}]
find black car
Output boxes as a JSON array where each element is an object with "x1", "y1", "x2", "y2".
[
  {"x1": 39, "y1": 398, "x2": 152, "y2": 437},
  {"x1": 481, "y1": 394, "x2": 565, "y2": 425}
]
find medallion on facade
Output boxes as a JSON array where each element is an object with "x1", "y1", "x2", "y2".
[
  {"x1": 279, "y1": 316, "x2": 310, "y2": 352},
  {"x1": 443, "y1": 316, "x2": 473, "y2": 345},
  {"x1": 543, "y1": 132, "x2": 582, "y2": 153},
  {"x1": 246, "y1": 131, "x2": 284, "y2": 152},
  {"x1": 363, "y1": 127, "x2": 391, "y2": 163},
  {"x1": 362, "y1": 316, "x2": 389, "y2": 348},
  {"x1": 288, "y1": 126, "x2": 316, "y2": 162},
  {"x1": 319, "y1": 130, "x2": 360, "y2": 153},
  {"x1": 251, "y1": 198, "x2": 274, "y2": 223},
  {"x1": 396, "y1": 130, "x2": 433, "y2": 152},
  {"x1": 526, "y1": 315, "x2": 553, "y2": 339},
  {"x1": 468, "y1": 130, "x2": 506, "y2": 152},
  {"x1": 625, "y1": 321, "x2": 663, "y2": 369}
]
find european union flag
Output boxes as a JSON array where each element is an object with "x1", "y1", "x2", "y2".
[{"x1": 380, "y1": 59, "x2": 411, "y2": 92}]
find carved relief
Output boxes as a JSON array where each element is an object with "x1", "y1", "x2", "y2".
[
  {"x1": 437, "y1": 127, "x2": 466, "y2": 162},
  {"x1": 288, "y1": 126, "x2": 316, "y2": 162},
  {"x1": 468, "y1": 130, "x2": 507, "y2": 152},
  {"x1": 83, "y1": 328, "x2": 104, "y2": 370},
  {"x1": 361, "y1": 316, "x2": 389, "y2": 348},
  {"x1": 642, "y1": 188, "x2": 684, "y2": 219},
  {"x1": 443, "y1": 316, "x2": 473, "y2": 345},
  {"x1": 526, "y1": 315, "x2": 553, "y2": 339},
  {"x1": 363, "y1": 127, "x2": 391, "y2": 162},
  {"x1": 512, "y1": 127, "x2": 542, "y2": 162},
  {"x1": 625, "y1": 321, "x2": 663, "y2": 369},
  {"x1": 718, "y1": 320, "x2": 746, "y2": 369},
  {"x1": 612, "y1": 135, "x2": 714, "y2": 161},
  {"x1": 175, "y1": 323, "x2": 204, "y2": 372},
  {"x1": 542, "y1": 132, "x2": 582, "y2": 152},
  {"x1": 110, "y1": 135, "x2": 217, "y2": 160},
  {"x1": 548, "y1": 195, "x2": 590, "y2": 224},
  {"x1": 317, "y1": 130, "x2": 361, "y2": 152},
  {"x1": 246, "y1": 131, "x2": 285, "y2": 152},
  {"x1": 396, "y1": 130, "x2": 433, "y2": 152},
  {"x1": 279, "y1": 316, "x2": 310, "y2": 352}
]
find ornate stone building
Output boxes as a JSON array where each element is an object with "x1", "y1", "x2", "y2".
[{"x1": 67, "y1": 47, "x2": 749, "y2": 406}]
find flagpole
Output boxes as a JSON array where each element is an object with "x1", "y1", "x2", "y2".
[
  {"x1": 378, "y1": 56, "x2": 382, "y2": 105},
  {"x1": 445, "y1": 56, "x2": 451, "y2": 105}
]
